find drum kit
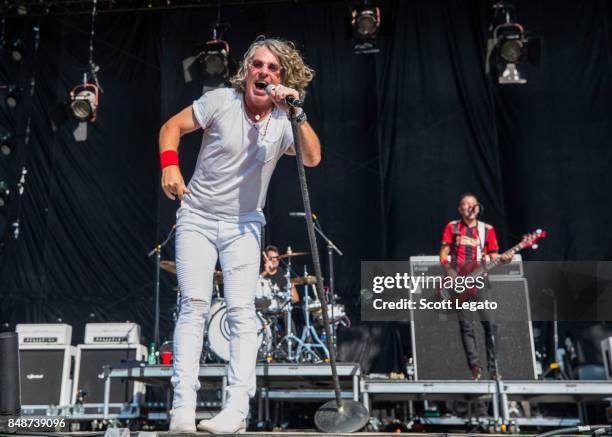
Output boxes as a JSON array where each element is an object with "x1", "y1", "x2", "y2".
[{"x1": 160, "y1": 248, "x2": 349, "y2": 364}]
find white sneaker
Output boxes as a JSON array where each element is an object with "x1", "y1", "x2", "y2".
[
  {"x1": 169, "y1": 409, "x2": 196, "y2": 433},
  {"x1": 196, "y1": 408, "x2": 246, "y2": 434}
]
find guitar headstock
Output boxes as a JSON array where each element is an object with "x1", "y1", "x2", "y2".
[{"x1": 519, "y1": 229, "x2": 547, "y2": 250}]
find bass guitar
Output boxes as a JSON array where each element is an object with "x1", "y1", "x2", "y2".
[{"x1": 438, "y1": 229, "x2": 547, "y2": 302}]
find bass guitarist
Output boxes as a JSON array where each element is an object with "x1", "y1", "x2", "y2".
[{"x1": 439, "y1": 193, "x2": 512, "y2": 380}]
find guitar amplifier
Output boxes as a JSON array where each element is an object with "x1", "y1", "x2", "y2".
[
  {"x1": 16, "y1": 323, "x2": 72, "y2": 345},
  {"x1": 15, "y1": 324, "x2": 75, "y2": 414},
  {"x1": 72, "y1": 343, "x2": 147, "y2": 416},
  {"x1": 409, "y1": 277, "x2": 536, "y2": 380},
  {"x1": 84, "y1": 322, "x2": 141, "y2": 345},
  {"x1": 410, "y1": 255, "x2": 524, "y2": 279}
]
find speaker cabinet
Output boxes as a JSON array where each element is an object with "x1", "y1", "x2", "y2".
[
  {"x1": 410, "y1": 277, "x2": 537, "y2": 380},
  {"x1": 19, "y1": 345, "x2": 76, "y2": 413},
  {"x1": 72, "y1": 344, "x2": 147, "y2": 414}
]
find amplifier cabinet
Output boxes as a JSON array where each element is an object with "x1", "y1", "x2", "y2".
[
  {"x1": 19, "y1": 345, "x2": 76, "y2": 413},
  {"x1": 409, "y1": 276, "x2": 537, "y2": 380},
  {"x1": 72, "y1": 344, "x2": 147, "y2": 415}
]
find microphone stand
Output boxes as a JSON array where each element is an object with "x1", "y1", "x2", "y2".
[
  {"x1": 288, "y1": 106, "x2": 367, "y2": 433},
  {"x1": 147, "y1": 224, "x2": 176, "y2": 362},
  {"x1": 541, "y1": 288, "x2": 568, "y2": 380}
]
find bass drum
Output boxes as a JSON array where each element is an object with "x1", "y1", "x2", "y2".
[{"x1": 207, "y1": 300, "x2": 272, "y2": 362}]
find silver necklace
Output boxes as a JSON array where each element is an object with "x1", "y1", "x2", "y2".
[{"x1": 244, "y1": 101, "x2": 273, "y2": 138}]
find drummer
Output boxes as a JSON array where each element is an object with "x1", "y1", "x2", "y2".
[{"x1": 260, "y1": 245, "x2": 299, "y2": 304}]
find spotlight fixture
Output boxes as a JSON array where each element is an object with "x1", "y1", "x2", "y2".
[
  {"x1": 198, "y1": 39, "x2": 230, "y2": 79},
  {"x1": 486, "y1": 2, "x2": 540, "y2": 85},
  {"x1": 69, "y1": 82, "x2": 100, "y2": 122},
  {"x1": 494, "y1": 23, "x2": 528, "y2": 84},
  {"x1": 4, "y1": 86, "x2": 20, "y2": 108},
  {"x1": 0, "y1": 133, "x2": 15, "y2": 156},
  {"x1": 69, "y1": 0, "x2": 103, "y2": 141},
  {"x1": 350, "y1": 0, "x2": 381, "y2": 54}
]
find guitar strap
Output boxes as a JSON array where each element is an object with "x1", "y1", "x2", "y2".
[{"x1": 476, "y1": 220, "x2": 486, "y2": 262}]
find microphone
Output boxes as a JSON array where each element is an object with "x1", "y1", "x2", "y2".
[
  {"x1": 468, "y1": 204, "x2": 482, "y2": 216},
  {"x1": 265, "y1": 84, "x2": 303, "y2": 108}
]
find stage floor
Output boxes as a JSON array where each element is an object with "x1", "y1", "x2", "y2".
[{"x1": 10, "y1": 432, "x2": 595, "y2": 437}]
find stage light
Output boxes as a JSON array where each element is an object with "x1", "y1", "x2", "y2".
[
  {"x1": 69, "y1": 82, "x2": 100, "y2": 122},
  {"x1": 350, "y1": 1, "x2": 381, "y2": 54},
  {"x1": 354, "y1": 8, "x2": 378, "y2": 38},
  {"x1": 498, "y1": 29, "x2": 524, "y2": 63},
  {"x1": 0, "y1": 134, "x2": 15, "y2": 156},
  {"x1": 16, "y1": 4, "x2": 28, "y2": 15},
  {"x1": 4, "y1": 86, "x2": 20, "y2": 108},
  {"x1": 486, "y1": 2, "x2": 540, "y2": 85},
  {"x1": 494, "y1": 23, "x2": 527, "y2": 84},
  {"x1": 198, "y1": 39, "x2": 230, "y2": 78},
  {"x1": 0, "y1": 181, "x2": 9, "y2": 208}
]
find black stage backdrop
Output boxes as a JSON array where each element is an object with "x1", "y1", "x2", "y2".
[{"x1": 0, "y1": 0, "x2": 611, "y2": 373}]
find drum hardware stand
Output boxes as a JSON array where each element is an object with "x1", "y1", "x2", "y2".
[
  {"x1": 258, "y1": 313, "x2": 274, "y2": 362},
  {"x1": 288, "y1": 106, "x2": 368, "y2": 432},
  {"x1": 276, "y1": 250, "x2": 305, "y2": 361},
  {"x1": 172, "y1": 286, "x2": 181, "y2": 322},
  {"x1": 295, "y1": 265, "x2": 329, "y2": 363},
  {"x1": 312, "y1": 218, "x2": 343, "y2": 352},
  {"x1": 147, "y1": 224, "x2": 176, "y2": 362}
]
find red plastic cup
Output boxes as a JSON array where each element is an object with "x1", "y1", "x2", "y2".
[{"x1": 161, "y1": 351, "x2": 173, "y2": 365}]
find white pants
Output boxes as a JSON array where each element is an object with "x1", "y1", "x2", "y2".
[{"x1": 171, "y1": 208, "x2": 261, "y2": 419}]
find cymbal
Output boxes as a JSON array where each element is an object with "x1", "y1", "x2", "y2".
[
  {"x1": 278, "y1": 251, "x2": 309, "y2": 260},
  {"x1": 291, "y1": 275, "x2": 317, "y2": 285},
  {"x1": 160, "y1": 260, "x2": 177, "y2": 274}
]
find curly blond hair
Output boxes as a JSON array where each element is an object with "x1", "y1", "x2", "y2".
[{"x1": 230, "y1": 37, "x2": 315, "y2": 100}]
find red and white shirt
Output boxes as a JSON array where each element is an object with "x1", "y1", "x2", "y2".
[{"x1": 441, "y1": 220, "x2": 499, "y2": 269}]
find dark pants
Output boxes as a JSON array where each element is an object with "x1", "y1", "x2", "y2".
[{"x1": 457, "y1": 293, "x2": 498, "y2": 372}]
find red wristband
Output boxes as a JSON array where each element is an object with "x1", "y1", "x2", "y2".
[{"x1": 160, "y1": 150, "x2": 179, "y2": 169}]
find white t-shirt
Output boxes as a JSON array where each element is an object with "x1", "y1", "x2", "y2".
[{"x1": 181, "y1": 87, "x2": 294, "y2": 224}]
